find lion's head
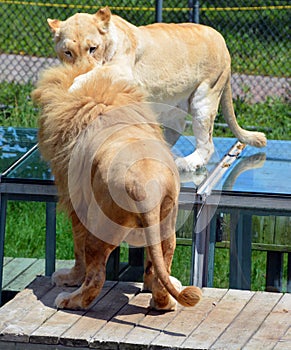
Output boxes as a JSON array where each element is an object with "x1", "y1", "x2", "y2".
[{"x1": 47, "y1": 7, "x2": 117, "y2": 66}]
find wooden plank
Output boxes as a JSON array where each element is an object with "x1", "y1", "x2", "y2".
[
  {"x1": 211, "y1": 291, "x2": 283, "y2": 349},
  {"x1": 0, "y1": 276, "x2": 54, "y2": 332},
  {"x1": 2, "y1": 258, "x2": 37, "y2": 288},
  {"x1": 4, "y1": 259, "x2": 45, "y2": 291},
  {"x1": 181, "y1": 289, "x2": 254, "y2": 349},
  {"x1": 273, "y1": 326, "x2": 291, "y2": 350},
  {"x1": 120, "y1": 306, "x2": 178, "y2": 350},
  {"x1": 55, "y1": 260, "x2": 75, "y2": 270},
  {"x1": 0, "y1": 279, "x2": 289, "y2": 350},
  {"x1": 0, "y1": 277, "x2": 74, "y2": 342},
  {"x1": 274, "y1": 216, "x2": 291, "y2": 246},
  {"x1": 244, "y1": 293, "x2": 291, "y2": 350},
  {"x1": 252, "y1": 215, "x2": 275, "y2": 245},
  {"x1": 59, "y1": 281, "x2": 141, "y2": 348},
  {"x1": 0, "y1": 341, "x2": 89, "y2": 350},
  {"x1": 151, "y1": 288, "x2": 227, "y2": 349},
  {"x1": 92, "y1": 290, "x2": 152, "y2": 350},
  {"x1": 30, "y1": 280, "x2": 117, "y2": 346},
  {"x1": 3, "y1": 257, "x2": 13, "y2": 265},
  {"x1": 3, "y1": 259, "x2": 75, "y2": 292}
]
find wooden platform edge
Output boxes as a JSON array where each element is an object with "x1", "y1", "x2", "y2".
[{"x1": 0, "y1": 276, "x2": 290, "y2": 350}]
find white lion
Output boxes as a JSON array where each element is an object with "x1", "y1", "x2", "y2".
[{"x1": 47, "y1": 7, "x2": 266, "y2": 171}]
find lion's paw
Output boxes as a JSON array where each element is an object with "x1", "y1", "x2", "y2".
[
  {"x1": 175, "y1": 150, "x2": 210, "y2": 172},
  {"x1": 169, "y1": 276, "x2": 183, "y2": 292},
  {"x1": 52, "y1": 268, "x2": 84, "y2": 287},
  {"x1": 150, "y1": 296, "x2": 177, "y2": 311},
  {"x1": 149, "y1": 276, "x2": 183, "y2": 311},
  {"x1": 69, "y1": 70, "x2": 94, "y2": 92},
  {"x1": 175, "y1": 156, "x2": 202, "y2": 172},
  {"x1": 55, "y1": 292, "x2": 71, "y2": 309}
]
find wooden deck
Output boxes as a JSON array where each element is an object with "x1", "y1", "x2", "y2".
[
  {"x1": 0, "y1": 270, "x2": 290, "y2": 350},
  {"x1": 1, "y1": 257, "x2": 74, "y2": 303}
]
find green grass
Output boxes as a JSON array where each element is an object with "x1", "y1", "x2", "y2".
[
  {"x1": 0, "y1": 1, "x2": 289, "y2": 77},
  {"x1": 0, "y1": 82, "x2": 37, "y2": 128},
  {"x1": 1, "y1": 79, "x2": 290, "y2": 291}
]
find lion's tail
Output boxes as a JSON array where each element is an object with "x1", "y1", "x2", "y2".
[
  {"x1": 221, "y1": 75, "x2": 267, "y2": 148},
  {"x1": 149, "y1": 242, "x2": 202, "y2": 308}
]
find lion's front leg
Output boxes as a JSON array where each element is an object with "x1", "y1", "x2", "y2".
[
  {"x1": 52, "y1": 213, "x2": 86, "y2": 287},
  {"x1": 68, "y1": 69, "x2": 97, "y2": 92},
  {"x1": 55, "y1": 234, "x2": 116, "y2": 310}
]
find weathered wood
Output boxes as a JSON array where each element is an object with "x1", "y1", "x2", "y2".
[
  {"x1": 2, "y1": 258, "x2": 37, "y2": 289},
  {"x1": 211, "y1": 291, "x2": 282, "y2": 349},
  {"x1": 4, "y1": 259, "x2": 45, "y2": 292},
  {"x1": 30, "y1": 281, "x2": 119, "y2": 345},
  {"x1": 182, "y1": 289, "x2": 254, "y2": 349},
  {"x1": 119, "y1": 296, "x2": 179, "y2": 350},
  {"x1": 150, "y1": 288, "x2": 227, "y2": 349},
  {"x1": 2, "y1": 258, "x2": 74, "y2": 294},
  {"x1": 91, "y1": 290, "x2": 151, "y2": 350},
  {"x1": 243, "y1": 293, "x2": 291, "y2": 350},
  {"x1": 0, "y1": 276, "x2": 54, "y2": 332},
  {"x1": 61, "y1": 281, "x2": 141, "y2": 349},
  {"x1": 273, "y1": 326, "x2": 291, "y2": 350},
  {"x1": 0, "y1": 278, "x2": 290, "y2": 350}
]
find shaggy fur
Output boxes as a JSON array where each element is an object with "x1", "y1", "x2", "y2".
[
  {"x1": 32, "y1": 64, "x2": 202, "y2": 311},
  {"x1": 47, "y1": 7, "x2": 267, "y2": 171}
]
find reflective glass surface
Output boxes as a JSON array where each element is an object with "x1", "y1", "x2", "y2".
[
  {"x1": 4, "y1": 148, "x2": 53, "y2": 184},
  {"x1": 172, "y1": 136, "x2": 237, "y2": 190},
  {"x1": 0, "y1": 126, "x2": 37, "y2": 173},
  {"x1": 2, "y1": 135, "x2": 237, "y2": 187},
  {"x1": 213, "y1": 140, "x2": 291, "y2": 196},
  {"x1": 3, "y1": 128, "x2": 290, "y2": 198}
]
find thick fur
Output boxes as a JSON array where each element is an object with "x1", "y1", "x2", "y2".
[
  {"x1": 47, "y1": 7, "x2": 267, "y2": 171},
  {"x1": 32, "y1": 64, "x2": 202, "y2": 311}
]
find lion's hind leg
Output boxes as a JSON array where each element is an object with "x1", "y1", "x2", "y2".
[
  {"x1": 143, "y1": 248, "x2": 154, "y2": 292},
  {"x1": 175, "y1": 82, "x2": 221, "y2": 171},
  {"x1": 52, "y1": 213, "x2": 86, "y2": 287},
  {"x1": 55, "y1": 232, "x2": 116, "y2": 310}
]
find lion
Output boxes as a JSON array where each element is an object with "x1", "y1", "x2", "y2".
[
  {"x1": 47, "y1": 6, "x2": 267, "y2": 171},
  {"x1": 32, "y1": 63, "x2": 202, "y2": 311}
]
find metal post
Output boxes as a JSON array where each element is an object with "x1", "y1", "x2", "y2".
[
  {"x1": 288, "y1": 253, "x2": 291, "y2": 293},
  {"x1": 45, "y1": 202, "x2": 56, "y2": 276},
  {"x1": 155, "y1": 0, "x2": 163, "y2": 23},
  {"x1": 229, "y1": 212, "x2": 252, "y2": 290},
  {"x1": 193, "y1": 0, "x2": 200, "y2": 24},
  {"x1": 0, "y1": 194, "x2": 7, "y2": 306},
  {"x1": 266, "y1": 252, "x2": 283, "y2": 292}
]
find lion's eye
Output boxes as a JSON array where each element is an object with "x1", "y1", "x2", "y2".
[
  {"x1": 64, "y1": 50, "x2": 72, "y2": 58},
  {"x1": 89, "y1": 47, "x2": 97, "y2": 55}
]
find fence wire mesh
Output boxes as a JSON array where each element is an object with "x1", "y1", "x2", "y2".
[{"x1": 0, "y1": 1, "x2": 290, "y2": 103}]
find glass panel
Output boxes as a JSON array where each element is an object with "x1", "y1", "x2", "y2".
[
  {"x1": 0, "y1": 126, "x2": 37, "y2": 173},
  {"x1": 172, "y1": 136, "x2": 237, "y2": 191},
  {"x1": 213, "y1": 140, "x2": 291, "y2": 196},
  {"x1": 4, "y1": 148, "x2": 53, "y2": 183}
]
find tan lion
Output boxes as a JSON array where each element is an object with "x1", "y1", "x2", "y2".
[
  {"x1": 32, "y1": 63, "x2": 202, "y2": 311},
  {"x1": 47, "y1": 7, "x2": 267, "y2": 171}
]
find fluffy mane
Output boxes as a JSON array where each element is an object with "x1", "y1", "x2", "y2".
[{"x1": 32, "y1": 64, "x2": 164, "y2": 212}]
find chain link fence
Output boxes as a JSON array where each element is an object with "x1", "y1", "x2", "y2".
[{"x1": 0, "y1": 1, "x2": 290, "y2": 103}]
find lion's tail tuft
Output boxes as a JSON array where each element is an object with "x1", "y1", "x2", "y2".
[{"x1": 177, "y1": 286, "x2": 202, "y2": 307}]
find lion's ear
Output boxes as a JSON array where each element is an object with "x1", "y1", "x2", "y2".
[
  {"x1": 47, "y1": 18, "x2": 61, "y2": 35},
  {"x1": 95, "y1": 6, "x2": 111, "y2": 33}
]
